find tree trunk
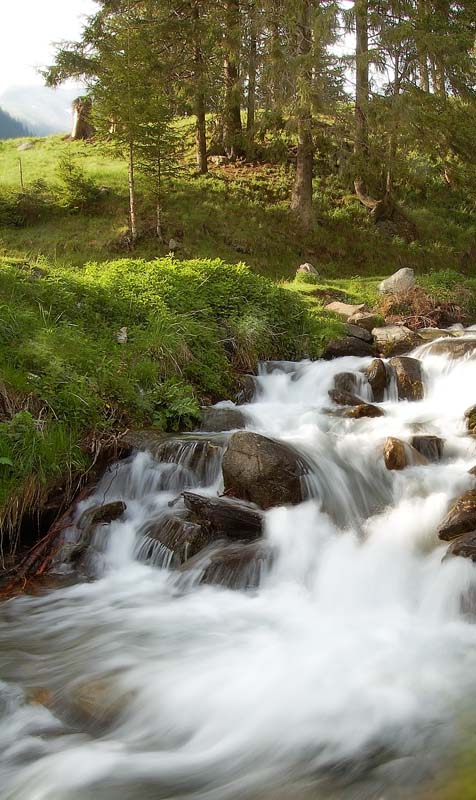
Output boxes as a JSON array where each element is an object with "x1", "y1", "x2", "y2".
[
  {"x1": 156, "y1": 158, "x2": 163, "y2": 242},
  {"x1": 128, "y1": 142, "x2": 137, "y2": 245},
  {"x1": 291, "y1": 0, "x2": 313, "y2": 228},
  {"x1": 223, "y1": 0, "x2": 243, "y2": 159},
  {"x1": 246, "y1": 1, "x2": 257, "y2": 138},
  {"x1": 71, "y1": 97, "x2": 94, "y2": 141},
  {"x1": 193, "y1": 2, "x2": 208, "y2": 174},
  {"x1": 354, "y1": 0, "x2": 369, "y2": 164}
]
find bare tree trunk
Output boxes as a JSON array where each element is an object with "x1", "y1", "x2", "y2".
[
  {"x1": 71, "y1": 97, "x2": 94, "y2": 141},
  {"x1": 156, "y1": 158, "x2": 163, "y2": 242},
  {"x1": 193, "y1": 2, "x2": 208, "y2": 174},
  {"x1": 291, "y1": 0, "x2": 313, "y2": 228},
  {"x1": 246, "y1": 1, "x2": 257, "y2": 138},
  {"x1": 128, "y1": 142, "x2": 137, "y2": 245},
  {"x1": 354, "y1": 0, "x2": 369, "y2": 164},
  {"x1": 223, "y1": 0, "x2": 243, "y2": 159}
]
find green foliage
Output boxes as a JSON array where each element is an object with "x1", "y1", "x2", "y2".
[
  {"x1": 56, "y1": 155, "x2": 100, "y2": 211},
  {"x1": 0, "y1": 180, "x2": 53, "y2": 227}
]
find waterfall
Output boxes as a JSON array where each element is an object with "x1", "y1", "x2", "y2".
[{"x1": 1, "y1": 339, "x2": 476, "y2": 800}]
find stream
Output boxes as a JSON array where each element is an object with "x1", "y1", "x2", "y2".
[{"x1": 2, "y1": 338, "x2": 476, "y2": 799}]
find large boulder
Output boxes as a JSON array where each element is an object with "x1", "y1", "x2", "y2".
[
  {"x1": 222, "y1": 431, "x2": 307, "y2": 509},
  {"x1": 363, "y1": 359, "x2": 388, "y2": 402},
  {"x1": 378, "y1": 268, "x2": 415, "y2": 294},
  {"x1": 411, "y1": 435, "x2": 444, "y2": 462},
  {"x1": 329, "y1": 390, "x2": 363, "y2": 406},
  {"x1": 138, "y1": 515, "x2": 209, "y2": 566},
  {"x1": 383, "y1": 437, "x2": 427, "y2": 470},
  {"x1": 182, "y1": 492, "x2": 263, "y2": 540},
  {"x1": 200, "y1": 406, "x2": 248, "y2": 432},
  {"x1": 388, "y1": 357, "x2": 424, "y2": 401},
  {"x1": 325, "y1": 301, "x2": 366, "y2": 321},
  {"x1": 343, "y1": 403, "x2": 385, "y2": 419},
  {"x1": 372, "y1": 325, "x2": 422, "y2": 357},
  {"x1": 296, "y1": 262, "x2": 319, "y2": 277},
  {"x1": 179, "y1": 541, "x2": 272, "y2": 590},
  {"x1": 322, "y1": 336, "x2": 377, "y2": 360},
  {"x1": 438, "y1": 490, "x2": 476, "y2": 541},
  {"x1": 329, "y1": 372, "x2": 364, "y2": 406}
]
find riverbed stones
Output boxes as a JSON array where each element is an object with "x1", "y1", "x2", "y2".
[
  {"x1": 378, "y1": 267, "x2": 415, "y2": 294},
  {"x1": 234, "y1": 374, "x2": 257, "y2": 405},
  {"x1": 438, "y1": 490, "x2": 476, "y2": 541},
  {"x1": 329, "y1": 373, "x2": 364, "y2": 406},
  {"x1": 388, "y1": 357, "x2": 424, "y2": 401},
  {"x1": 179, "y1": 541, "x2": 272, "y2": 589},
  {"x1": 200, "y1": 406, "x2": 248, "y2": 432},
  {"x1": 222, "y1": 431, "x2": 307, "y2": 509},
  {"x1": 343, "y1": 403, "x2": 385, "y2": 419},
  {"x1": 446, "y1": 531, "x2": 476, "y2": 561},
  {"x1": 140, "y1": 515, "x2": 209, "y2": 565},
  {"x1": 411, "y1": 435, "x2": 443, "y2": 462},
  {"x1": 182, "y1": 492, "x2": 263, "y2": 540},
  {"x1": 372, "y1": 325, "x2": 422, "y2": 357},
  {"x1": 345, "y1": 323, "x2": 374, "y2": 343},
  {"x1": 423, "y1": 338, "x2": 476, "y2": 359},
  {"x1": 465, "y1": 405, "x2": 476, "y2": 434},
  {"x1": 363, "y1": 359, "x2": 388, "y2": 402},
  {"x1": 383, "y1": 437, "x2": 427, "y2": 470},
  {"x1": 325, "y1": 301, "x2": 366, "y2": 321},
  {"x1": 322, "y1": 336, "x2": 377, "y2": 360}
]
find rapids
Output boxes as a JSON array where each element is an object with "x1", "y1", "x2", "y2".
[{"x1": 2, "y1": 339, "x2": 476, "y2": 800}]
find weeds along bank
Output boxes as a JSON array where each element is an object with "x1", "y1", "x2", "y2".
[{"x1": 0, "y1": 256, "x2": 343, "y2": 560}]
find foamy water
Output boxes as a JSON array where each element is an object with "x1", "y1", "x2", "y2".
[{"x1": 1, "y1": 338, "x2": 476, "y2": 800}]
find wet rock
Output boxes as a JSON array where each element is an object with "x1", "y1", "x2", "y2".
[
  {"x1": 345, "y1": 323, "x2": 374, "y2": 343},
  {"x1": 383, "y1": 437, "x2": 427, "y2": 470},
  {"x1": 422, "y1": 338, "x2": 476, "y2": 359},
  {"x1": 363, "y1": 358, "x2": 388, "y2": 402},
  {"x1": 72, "y1": 501, "x2": 126, "y2": 560},
  {"x1": 348, "y1": 311, "x2": 379, "y2": 332},
  {"x1": 469, "y1": 465, "x2": 476, "y2": 477},
  {"x1": 222, "y1": 431, "x2": 307, "y2": 509},
  {"x1": 139, "y1": 515, "x2": 209, "y2": 565},
  {"x1": 329, "y1": 389, "x2": 363, "y2": 407},
  {"x1": 234, "y1": 374, "x2": 257, "y2": 404},
  {"x1": 200, "y1": 406, "x2": 248, "y2": 432},
  {"x1": 322, "y1": 336, "x2": 377, "y2": 360},
  {"x1": 438, "y1": 490, "x2": 476, "y2": 541},
  {"x1": 388, "y1": 356, "x2": 424, "y2": 401},
  {"x1": 123, "y1": 431, "x2": 224, "y2": 477},
  {"x1": 69, "y1": 678, "x2": 129, "y2": 726},
  {"x1": 446, "y1": 531, "x2": 476, "y2": 561},
  {"x1": 372, "y1": 325, "x2": 422, "y2": 357},
  {"x1": 260, "y1": 361, "x2": 299, "y2": 375},
  {"x1": 418, "y1": 328, "x2": 465, "y2": 341},
  {"x1": 411, "y1": 435, "x2": 444, "y2": 462},
  {"x1": 325, "y1": 301, "x2": 366, "y2": 321},
  {"x1": 343, "y1": 403, "x2": 385, "y2": 419},
  {"x1": 179, "y1": 541, "x2": 272, "y2": 589},
  {"x1": 334, "y1": 372, "x2": 358, "y2": 394},
  {"x1": 378, "y1": 267, "x2": 415, "y2": 294},
  {"x1": 465, "y1": 405, "x2": 476, "y2": 435},
  {"x1": 182, "y1": 492, "x2": 263, "y2": 540}
]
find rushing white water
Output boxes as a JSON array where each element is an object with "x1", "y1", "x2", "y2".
[{"x1": 1, "y1": 339, "x2": 476, "y2": 800}]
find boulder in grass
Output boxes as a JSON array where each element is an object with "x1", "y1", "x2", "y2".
[
  {"x1": 325, "y1": 301, "x2": 366, "y2": 321},
  {"x1": 378, "y1": 268, "x2": 415, "y2": 294},
  {"x1": 345, "y1": 323, "x2": 374, "y2": 343},
  {"x1": 348, "y1": 311, "x2": 379, "y2": 332},
  {"x1": 296, "y1": 262, "x2": 319, "y2": 277}
]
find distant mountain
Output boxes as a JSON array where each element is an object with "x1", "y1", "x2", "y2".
[
  {"x1": 0, "y1": 106, "x2": 31, "y2": 140},
  {"x1": 0, "y1": 85, "x2": 84, "y2": 136}
]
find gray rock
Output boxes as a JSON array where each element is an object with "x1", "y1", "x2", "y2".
[
  {"x1": 183, "y1": 492, "x2": 263, "y2": 540},
  {"x1": 296, "y1": 262, "x2": 319, "y2": 277},
  {"x1": 139, "y1": 515, "x2": 209, "y2": 565},
  {"x1": 179, "y1": 541, "x2": 272, "y2": 589},
  {"x1": 328, "y1": 389, "x2": 363, "y2": 407},
  {"x1": 72, "y1": 501, "x2": 127, "y2": 560},
  {"x1": 222, "y1": 431, "x2": 308, "y2": 510},
  {"x1": 372, "y1": 325, "x2": 422, "y2": 357},
  {"x1": 200, "y1": 406, "x2": 248, "y2": 432},
  {"x1": 345, "y1": 323, "x2": 373, "y2": 343},
  {"x1": 388, "y1": 356, "x2": 424, "y2": 401},
  {"x1": 325, "y1": 301, "x2": 366, "y2": 321},
  {"x1": 378, "y1": 268, "x2": 415, "y2": 294},
  {"x1": 348, "y1": 311, "x2": 379, "y2": 332},
  {"x1": 421, "y1": 338, "x2": 476, "y2": 359},
  {"x1": 322, "y1": 336, "x2": 377, "y2": 360},
  {"x1": 17, "y1": 142, "x2": 33, "y2": 151}
]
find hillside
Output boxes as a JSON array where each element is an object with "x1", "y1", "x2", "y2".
[
  {"x1": 0, "y1": 131, "x2": 474, "y2": 280},
  {"x1": 0, "y1": 107, "x2": 30, "y2": 140}
]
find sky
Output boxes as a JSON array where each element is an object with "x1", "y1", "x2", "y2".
[{"x1": 0, "y1": 0, "x2": 96, "y2": 94}]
